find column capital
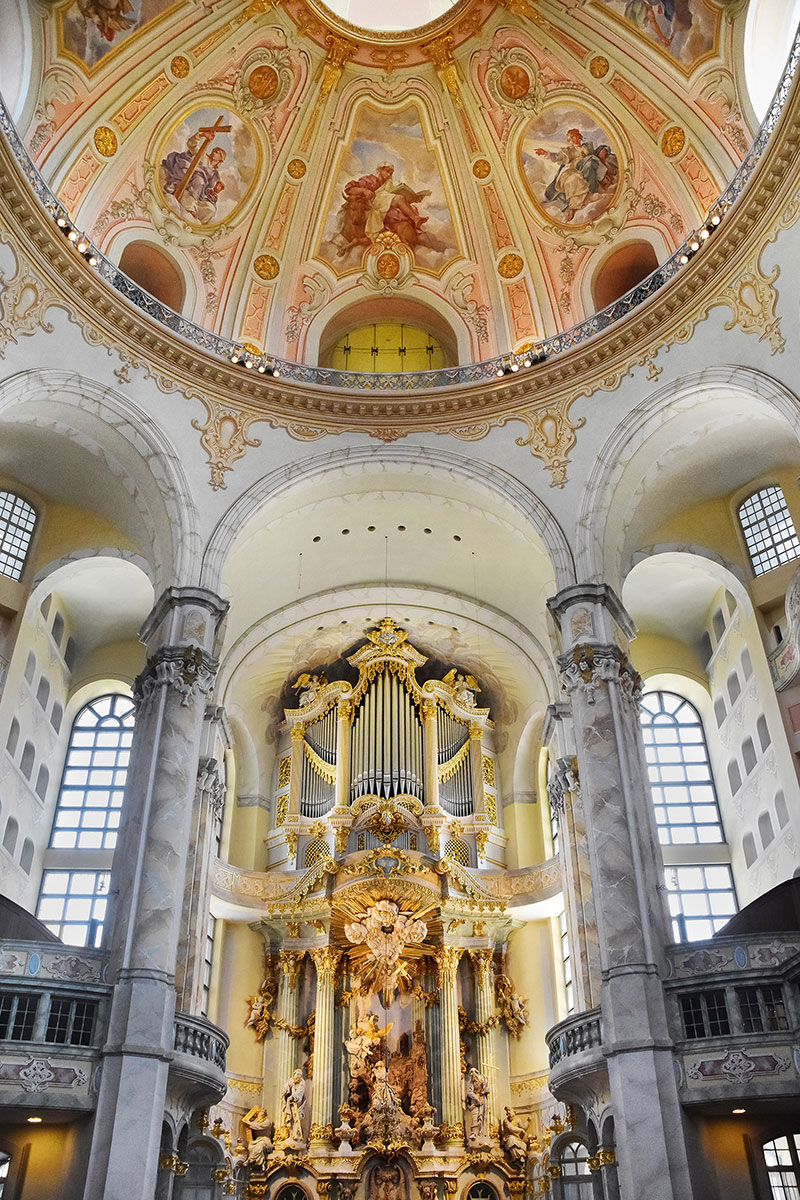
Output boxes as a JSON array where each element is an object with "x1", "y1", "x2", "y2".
[
  {"x1": 139, "y1": 586, "x2": 229, "y2": 648},
  {"x1": 437, "y1": 945, "x2": 464, "y2": 977},
  {"x1": 279, "y1": 950, "x2": 306, "y2": 985},
  {"x1": 468, "y1": 948, "x2": 493, "y2": 987},
  {"x1": 309, "y1": 946, "x2": 342, "y2": 979},
  {"x1": 557, "y1": 643, "x2": 642, "y2": 705},
  {"x1": 547, "y1": 582, "x2": 635, "y2": 652}
]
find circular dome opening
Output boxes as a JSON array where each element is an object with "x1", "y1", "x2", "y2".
[{"x1": 320, "y1": 0, "x2": 458, "y2": 32}]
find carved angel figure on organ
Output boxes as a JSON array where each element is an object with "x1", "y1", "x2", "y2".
[
  {"x1": 245, "y1": 976, "x2": 275, "y2": 1042},
  {"x1": 241, "y1": 1105, "x2": 273, "y2": 1167},
  {"x1": 292, "y1": 672, "x2": 329, "y2": 706},
  {"x1": 443, "y1": 668, "x2": 481, "y2": 708}
]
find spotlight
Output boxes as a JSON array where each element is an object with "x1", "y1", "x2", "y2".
[
  {"x1": 88, "y1": 255, "x2": 97, "y2": 266},
  {"x1": 689, "y1": 238, "x2": 700, "y2": 251},
  {"x1": 510, "y1": 362, "x2": 519, "y2": 372},
  {"x1": 244, "y1": 359, "x2": 253, "y2": 369},
  {"x1": 27, "y1": 1116, "x2": 43, "y2": 1124},
  {"x1": 56, "y1": 217, "x2": 67, "y2": 228},
  {"x1": 230, "y1": 353, "x2": 239, "y2": 364},
  {"x1": 732, "y1": 1108, "x2": 746, "y2": 1115},
  {"x1": 273, "y1": 368, "x2": 280, "y2": 378},
  {"x1": 711, "y1": 213, "x2": 721, "y2": 226},
  {"x1": 679, "y1": 254, "x2": 689, "y2": 264},
  {"x1": 495, "y1": 367, "x2": 504, "y2": 378},
  {"x1": 523, "y1": 358, "x2": 532, "y2": 368},
  {"x1": 77, "y1": 240, "x2": 89, "y2": 253},
  {"x1": 699, "y1": 228, "x2": 710, "y2": 240},
  {"x1": 257, "y1": 364, "x2": 266, "y2": 373},
  {"x1": 67, "y1": 230, "x2": 78, "y2": 242}
]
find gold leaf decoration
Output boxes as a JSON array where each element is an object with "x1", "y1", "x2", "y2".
[
  {"x1": 661, "y1": 125, "x2": 686, "y2": 158},
  {"x1": 170, "y1": 55, "x2": 190, "y2": 78},
  {"x1": 498, "y1": 253, "x2": 524, "y2": 278},
  {"x1": 589, "y1": 56, "x2": 609, "y2": 78},
  {"x1": 254, "y1": 254, "x2": 280, "y2": 280},
  {"x1": 93, "y1": 126, "x2": 118, "y2": 157},
  {"x1": 287, "y1": 158, "x2": 307, "y2": 178},
  {"x1": 472, "y1": 158, "x2": 491, "y2": 179}
]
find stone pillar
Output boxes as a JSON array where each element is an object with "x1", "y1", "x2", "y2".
[
  {"x1": 83, "y1": 587, "x2": 228, "y2": 1200},
  {"x1": 422, "y1": 699, "x2": 440, "y2": 810},
  {"x1": 543, "y1": 703, "x2": 599, "y2": 1012},
  {"x1": 309, "y1": 947, "x2": 341, "y2": 1146},
  {"x1": 334, "y1": 700, "x2": 352, "y2": 810},
  {"x1": 547, "y1": 583, "x2": 695, "y2": 1200},
  {"x1": 176, "y1": 705, "x2": 229, "y2": 1012},
  {"x1": 469, "y1": 949, "x2": 497, "y2": 1126},
  {"x1": 437, "y1": 945, "x2": 464, "y2": 1140},
  {"x1": 274, "y1": 950, "x2": 305, "y2": 1122},
  {"x1": 468, "y1": 726, "x2": 486, "y2": 815}
]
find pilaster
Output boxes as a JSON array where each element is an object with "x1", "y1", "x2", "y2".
[
  {"x1": 309, "y1": 946, "x2": 341, "y2": 1146},
  {"x1": 438, "y1": 944, "x2": 464, "y2": 1139}
]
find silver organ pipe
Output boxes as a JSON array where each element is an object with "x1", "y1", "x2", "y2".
[
  {"x1": 437, "y1": 708, "x2": 474, "y2": 818},
  {"x1": 349, "y1": 670, "x2": 424, "y2": 802},
  {"x1": 299, "y1": 707, "x2": 336, "y2": 818}
]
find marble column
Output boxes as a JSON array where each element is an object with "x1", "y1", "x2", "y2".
[
  {"x1": 309, "y1": 947, "x2": 341, "y2": 1145},
  {"x1": 437, "y1": 945, "x2": 464, "y2": 1139},
  {"x1": 469, "y1": 949, "x2": 497, "y2": 1126},
  {"x1": 274, "y1": 950, "x2": 305, "y2": 1124},
  {"x1": 547, "y1": 583, "x2": 695, "y2": 1200},
  {"x1": 175, "y1": 704, "x2": 229, "y2": 1012},
  {"x1": 543, "y1": 703, "x2": 600, "y2": 1012},
  {"x1": 83, "y1": 587, "x2": 228, "y2": 1200},
  {"x1": 334, "y1": 700, "x2": 352, "y2": 810}
]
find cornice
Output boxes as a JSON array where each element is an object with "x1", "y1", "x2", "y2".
[{"x1": 1, "y1": 65, "x2": 799, "y2": 442}]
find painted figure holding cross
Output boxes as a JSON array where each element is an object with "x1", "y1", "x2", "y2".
[{"x1": 160, "y1": 115, "x2": 232, "y2": 224}]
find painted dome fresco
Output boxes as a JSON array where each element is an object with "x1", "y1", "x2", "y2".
[{"x1": 0, "y1": 0, "x2": 793, "y2": 375}]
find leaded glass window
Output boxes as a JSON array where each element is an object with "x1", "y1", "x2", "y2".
[
  {"x1": 640, "y1": 693, "x2": 724, "y2": 846},
  {"x1": 738, "y1": 486, "x2": 800, "y2": 576},
  {"x1": 0, "y1": 491, "x2": 37, "y2": 581}
]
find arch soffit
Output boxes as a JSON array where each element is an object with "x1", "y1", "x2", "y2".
[
  {"x1": 574, "y1": 366, "x2": 800, "y2": 587},
  {"x1": 0, "y1": 369, "x2": 201, "y2": 587},
  {"x1": 200, "y1": 445, "x2": 575, "y2": 594}
]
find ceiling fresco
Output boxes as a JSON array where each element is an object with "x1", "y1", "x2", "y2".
[{"x1": 15, "y1": 0, "x2": 752, "y2": 365}]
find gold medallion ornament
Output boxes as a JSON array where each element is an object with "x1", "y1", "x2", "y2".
[
  {"x1": 287, "y1": 158, "x2": 307, "y2": 179},
  {"x1": 472, "y1": 158, "x2": 491, "y2": 179},
  {"x1": 93, "y1": 126, "x2": 118, "y2": 157},
  {"x1": 589, "y1": 55, "x2": 609, "y2": 79},
  {"x1": 248, "y1": 64, "x2": 279, "y2": 100},
  {"x1": 170, "y1": 55, "x2": 190, "y2": 78},
  {"x1": 254, "y1": 254, "x2": 280, "y2": 280},
  {"x1": 661, "y1": 125, "x2": 686, "y2": 158},
  {"x1": 376, "y1": 252, "x2": 400, "y2": 280},
  {"x1": 498, "y1": 253, "x2": 524, "y2": 278}
]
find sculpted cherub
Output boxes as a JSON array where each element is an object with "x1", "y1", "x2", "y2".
[
  {"x1": 443, "y1": 667, "x2": 481, "y2": 708},
  {"x1": 292, "y1": 672, "x2": 329, "y2": 706}
]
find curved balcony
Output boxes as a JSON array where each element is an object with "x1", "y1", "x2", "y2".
[
  {"x1": 545, "y1": 1007, "x2": 606, "y2": 1104},
  {"x1": 168, "y1": 1011, "x2": 229, "y2": 1111}
]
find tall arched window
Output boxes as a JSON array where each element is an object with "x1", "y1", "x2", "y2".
[
  {"x1": 738, "y1": 485, "x2": 800, "y2": 575},
  {"x1": 0, "y1": 491, "x2": 37, "y2": 580},
  {"x1": 36, "y1": 693, "x2": 134, "y2": 947},
  {"x1": 47, "y1": 694, "x2": 135, "y2": 850},
  {"x1": 640, "y1": 692, "x2": 724, "y2": 845},
  {"x1": 641, "y1": 692, "x2": 737, "y2": 941}
]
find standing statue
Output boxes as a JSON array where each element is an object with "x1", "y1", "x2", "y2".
[
  {"x1": 241, "y1": 1105, "x2": 273, "y2": 1168},
  {"x1": 463, "y1": 1066, "x2": 491, "y2": 1146},
  {"x1": 495, "y1": 973, "x2": 530, "y2": 1040},
  {"x1": 371, "y1": 1059, "x2": 400, "y2": 1109},
  {"x1": 500, "y1": 1105, "x2": 529, "y2": 1168},
  {"x1": 245, "y1": 976, "x2": 276, "y2": 1042},
  {"x1": 280, "y1": 1068, "x2": 306, "y2": 1147}
]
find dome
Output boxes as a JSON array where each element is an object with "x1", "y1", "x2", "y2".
[{"x1": 320, "y1": 0, "x2": 460, "y2": 32}]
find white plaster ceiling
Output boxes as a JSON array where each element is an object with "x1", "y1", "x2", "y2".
[
  {"x1": 49, "y1": 558, "x2": 154, "y2": 655},
  {"x1": 623, "y1": 554, "x2": 721, "y2": 648}
]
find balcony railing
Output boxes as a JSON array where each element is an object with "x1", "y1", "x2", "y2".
[
  {"x1": 546, "y1": 1007, "x2": 602, "y2": 1069},
  {"x1": 173, "y1": 1011, "x2": 229, "y2": 1071}
]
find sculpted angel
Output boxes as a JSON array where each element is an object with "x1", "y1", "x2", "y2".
[
  {"x1": 292, "y1": 672, "x2": 328, "y2": 706},
  {"x1": 344, "y1": 899, "x2": 427, "y2": 995},
  {"x1": 443, "y1": 668, "x2": 481, "y2": 708}
]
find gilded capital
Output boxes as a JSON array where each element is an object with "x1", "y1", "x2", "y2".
[
  {"x1": 469, "y1": 948, "x2": 493, "y2": 987},
  {"x1": 438, "y1": 945, "x2": 464, "y2": 977},
  {"x1": 279, "y1": 949, "x2": 305, "y2": 985},
  {"x1": 290, "y1": 725, "x2": 306, "y2": 741},
  {"x1": 310, "y1": 946, "x2": 342, "y2": 979}
]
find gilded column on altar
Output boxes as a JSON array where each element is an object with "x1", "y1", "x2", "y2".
[
  {"x1": 469, "y1": 949, "x2": 497, "y2": 1125},
  {"x1": 274, "y1": 950, "x2": 305, "y2": 1124},
  {"x1": 309, "y1": 946, "x2": 341, "y2": 1144},
  {"x1": 437, "y1": 944, "x2": 464, "y2": 1138}
]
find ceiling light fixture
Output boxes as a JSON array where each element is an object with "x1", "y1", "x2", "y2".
[
  {"x1": 732, "y1": 1108, "x2": 746, "y2": 1114},
  {"x1": 27, "y1": 1116, "x2": 43, "y2": 1123}
]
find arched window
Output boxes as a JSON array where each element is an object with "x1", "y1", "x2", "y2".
[
  {"x1": 757, "y1": 714, "x2": 771, "y2": 751},
  {"x1": 20, "y1": 741, "x2": 35, "y2": 781},
  {"x1": 5, "y1": 717, "x2": 19, "y2": 756},
  {"x1": 36, "y1": 676, "x2": 50, "y2": 710},
  {"x1": 465, "y1": 1184, "x2": 498, "y2": 1200},
  {"x1": 47, "y1": 694, "x2": 135, "y2": 850},
  {"x1": 758, "y1": 811, "x2": 774, "y2": 849},
  {"x1": 3, "y1": 816, "x2": 19, "y2": 856},
  {"x1": 558, "y1": 1140, "x2": 593, "y2": 1197},
  {"x1": 743, "y1": 832, "x2": 757, "y2": 867},
  {"x1": 20, "y1": 837, "x2": 34, "y2": 874},
  {"x1": 763, "y1": 1135, "x2": 800, "y2": 1198},
  {"x1": 738, "y1": 486, "x2": 800, "y2": 575},
  {"x1": 776, "y1": 790, "x2": 789, "y2": 829},
  {"x1": 0, "y1": 491, "x2": 37, "y2": 580},
  {"x1": 639, "y1": 692, "x2": 724, "y2": 845}
]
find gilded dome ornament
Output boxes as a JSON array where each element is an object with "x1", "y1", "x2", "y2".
[
  {"x1": 254, "y1": 254, "x2": 280, "y2": 279},
  {"x1": 93, "y1": 126, "x2": 118, "y2": 157},
  {"x1": 376, "y1": 252, "x2": 401, "y2": 280},
  {"x1": 589, "y1": 55, "x2": 609, "y2": 78},
  {"x1": 498, "y1": 253, "x2": 524, "y2": 278},
  {"x1": 170, "y1": 55, "x2": 190, "y2": 78},
  {"x1": 661, "y1": 125, "x2": 686, "y2": 158},
  {"x1": 472, "y1": 158, "x2": 491, "y2": 179},
  {"x1": 248, "y1": 64, "x2": 279, "y2": 100},
  {"x1": 287, "y1": 158, "x2": 307, "y2": 178}
]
